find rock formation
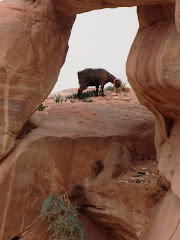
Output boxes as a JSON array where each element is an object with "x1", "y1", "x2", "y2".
[
  {"x1": 0, "y1": 94, "x2": 156, "y2": 240},
  {"x1": 0, "y1": 0, "x2": 75, "y2": 159},
  {"x1": 126, "y1": 3, "x2": 180, "y2": 239},
  {"x1": 0, "y1": 0, "x2": 180, "y2": 239}
]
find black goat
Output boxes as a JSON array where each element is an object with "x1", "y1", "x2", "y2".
[{"x1": 77, "y1": 68, "x2": 120, "y2": 98}]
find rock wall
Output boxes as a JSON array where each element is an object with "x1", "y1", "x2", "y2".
[
  {"x1": 52, "y1": 0, "x2": 174, "y2": 14},
  {"x1": 0, "y1": 0, "x2": 176, "y2": 161},
  {"x1": 0, "y1": 0, "x2": 180, "y2": 239},
  {"x1": 0, "y1": 0, "x2": 75, "y2": 159},
  {"x1": 126, "y1": 3, "x2": 180, "y2": 239},
  {"x1": 0, "y1": 102, "x2": 156, "y2": 240}
]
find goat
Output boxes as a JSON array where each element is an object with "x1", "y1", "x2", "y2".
[{"x1": 77, "y1": 68, "x2": 120, "y2": 98}]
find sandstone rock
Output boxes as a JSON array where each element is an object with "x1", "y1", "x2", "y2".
[
  {"x1": 0, "y1": 0, "x2": 176, "y2": 162},
  {"x1": 113, "y1": 96, "x2": 120, "y2": 100},
  {"x1": 84, "y1": 141, "x2": 132, "y2": 192},
  {"x1": 0, "y1": 0, "x2": 75, "y2": 159},
  {"x1": 141, "y1": 168, "x2": 147, "y2": 171},
  {"x1": 158, "y1": 122, "x2": 180, "y2": 198},
  {"x1": 127, "y1": 3, "x2": 180, "y2": 145},
  {"x1": 17, "y1": 215, "x2": 111, "y2": 240},
  {"x1": 53, "y1": 0, "x2": 174, "y2": 14},
  {"x1": 132, "y1": 167, "x2": 137, "y2": 171},
  {"x1": 141, "y1": 190, "x2": 180, "y2": 240},
  {"x1": 0, "y1": 0, "x2": 180, "y2": 239},
  {"x1": 85, "y1": 182, "x2": 156, "y2": 240},
  {"x1": 0, "y1": 101, "x2": 155, "y2": 240},
  {"x1": 121, "y1": 97, "x2": 131, "y2": 101},
  {"x1": 126, "y1": 4, "x2": 180, "y2": 240}
]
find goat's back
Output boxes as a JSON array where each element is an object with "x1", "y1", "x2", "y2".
[{"x1": 78, "y1": 68, "x2": 115, "y2": 87}]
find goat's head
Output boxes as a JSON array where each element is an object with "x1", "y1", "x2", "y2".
[{"x1": 114, "y1": 79, "x2": 122, "y2": 88}]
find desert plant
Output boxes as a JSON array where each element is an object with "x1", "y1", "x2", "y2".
[
  {"x1": 66, "y1": 93, "x2": 79, "y2": 100},
  {"x1": 105, "y1": 83, "x2": 127, "y2": 92},
  {"x1": 40, "y1": 194, "x2": 88, "y2": 240},
  {"x1": 70, "y1": 99, "x2": 76, "y2": 103},
  {"x1": 81, "y1": 90, "x2": 96, "y2": 98},
  {"x1": 37, "y1": 103, "x2": 47, "y2": 111},
  {"x1": 51, "y1": 94, "x2": 63, "y2": 103},
  {"x1": 67, "y1": 90, "x2": 96, "y2": 100},
  {"x1": 105, "y1": 85, "x2": 114, "y2": 92}
]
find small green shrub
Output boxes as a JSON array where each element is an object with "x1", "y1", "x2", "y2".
[
  {"x1": 70, "y1": 99, "x2": 76, "y2": 103},
  {"x1": 66, "y1": 93, "x2": 79, "y2": 100},
  {"x1": 40, "y1": 194, "x2": 88, "y2": 240},
  {"x1": 105, "y1": 83, "x2": 127, "y2": 92},
  {"x1": 67, "y1": 90, "x2": 96, "y2": 100},
  {"x1": 105, "y1": 85, "x2": 114, "y2": 92},
  {"x1": 37, "y1": 103, "x2": 47, "y2": 111},
  {"x1": 51, "y1": 94, "x2": 63, "y2": 103},
  {"x1": 81, "y1": 90, "x2": 96, "y2": 98}
]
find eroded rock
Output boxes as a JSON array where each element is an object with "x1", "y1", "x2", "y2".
[
  {"x1": 141, "y1": 190, "x2": 180, "y2": 240},
  {"x1": 0, "y1": 100, "x2": 155, "y2": 240},
  {"x1": 83, "y1": 142, "x2": 156, "y2": 240},
  {"x1": 85, "y1": 182, "x2": 155, "y2": 240},
  {"x1": 52, "y1": 0, "x2": 175, "y2": 14},
  {"x1": 0, "y1": 0, "x2": 180, "y2": 239},
  {"x1": 0, "y1": 0, "x2": 75, "y2": 159},
  {"x1": 126, "y1": 3, "x2": 180, "y2": 238}
]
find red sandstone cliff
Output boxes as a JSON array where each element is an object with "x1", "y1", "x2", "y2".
[{"x1": 0, "y1": 0, "x2": 180, "y2": 239}]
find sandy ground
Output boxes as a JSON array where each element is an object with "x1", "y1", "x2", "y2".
[{"x1": 48, "y1": 87, "x2": 147, "y2": 111}]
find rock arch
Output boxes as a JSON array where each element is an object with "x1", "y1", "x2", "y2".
[
  {"x1": 0, "y1": 0, "x2": 178, "y2": 160},
  {"x1": 0, "y1": 0, "x2": 180, "y2": 239}
]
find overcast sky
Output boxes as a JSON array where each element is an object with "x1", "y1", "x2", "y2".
[{"x1": 53, "y1": 7, "x2": 139, "y2": 92}]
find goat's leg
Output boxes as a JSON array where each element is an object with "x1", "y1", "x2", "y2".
[
  {"x1": 95, "y1": 85, "x2": 99, "y2": 96},
  {"x1": 101, "y1": 85, "x2": 105, "y2": 96},
  {"x1": 78, "y1": 87, "x2": 83, "y2": 99}
]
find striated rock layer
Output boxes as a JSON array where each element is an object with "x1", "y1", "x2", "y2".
[
  {"x1": 0, "y1": 0, "x2": 176, "y2": 161},
  {"x1": 52, "y1": 0, "x2": 174, "y2": 14},
  {"x1": 0, "y1": 100, "x2": 155, "y2": 240},
  {"x1": 0, "y1": 0, "x2": 75, "y2": 159},
  {"x1": 0, "y1": 0, "x2": 180, "y2": 239},
  {"x1": 126, "y1": 3, "x2": 180, "y2": 240}
]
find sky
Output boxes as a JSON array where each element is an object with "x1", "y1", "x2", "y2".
[{"x1": 52, "y1": 7, "x2": 139, "y2": 92}]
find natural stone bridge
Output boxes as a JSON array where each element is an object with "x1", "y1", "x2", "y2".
[{"x1": 0, "y1": 0, "x2": 180, "y2": 239}]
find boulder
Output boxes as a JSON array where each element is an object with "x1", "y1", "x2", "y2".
[
  {"x1": 0, "y1": 100, "x2": 155, "y2": 239},
  {"x1": 141, "y1": 190, "x2": 180, "y2": 240},
  {"x1": 126, "y1": 3, "x2": 180, "y2": 239},
  {"x1": 0, "y1": 0, "x2": 75, "y2": 159}
]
